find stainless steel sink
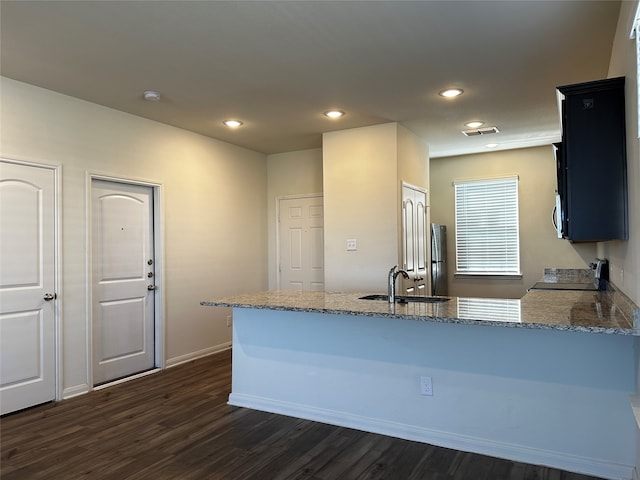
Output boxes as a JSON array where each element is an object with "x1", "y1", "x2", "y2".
[
  {"x1": 398, "y1": 296, "x2": 451, "y2": 303},
  {"x1": 359, "y1": 294, "x2": 450, "y2": 303}
]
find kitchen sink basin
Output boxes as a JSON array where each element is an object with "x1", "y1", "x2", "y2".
[
  {"x1": 359, "y1": 294, "x2": 389, "y2": 301},
  {"x1": 397, "y1": 296, "x2": 451, "y2": 303},
  {"x1": 359, "y1": 294, "x2": 450, "y2": 303}
]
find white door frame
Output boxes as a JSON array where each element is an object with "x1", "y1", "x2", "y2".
[
  {"x1": 86, "y1": 173, "x2": 166, "y2": 388},
  {"x1": 1, "y1": 157, "x2": 62, "y2": 402},
  {"x1": 275, "y1": 193, "x2": 323, "y2": 289}
]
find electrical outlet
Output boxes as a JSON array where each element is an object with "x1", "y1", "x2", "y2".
[
  {"x1": 420, "y1": 376, "x2": 433, "y2": 396},
  {"x1": 346, "y1": 239, "x2": 357, "y2": 251},
  {"x1": 226, "y1": 315, "x2": 232, "y2": 327}
]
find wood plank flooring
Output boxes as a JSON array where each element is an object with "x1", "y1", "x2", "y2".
[{"x1": 1, "y1": 350, "x2": 604, "y2": 480}]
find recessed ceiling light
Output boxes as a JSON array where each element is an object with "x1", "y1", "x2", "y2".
[
  {"x1": 485, "y1": 143, "x2": 498, "y2": 148},
  {"x1": 143, "y1": 90, "x2": 161, "y2": 102},
  {"x1": 324, "y1": 110, "x2": 345, "y2": 118},
  {"x1": 465, "y1": 121, "x2": 484, "y2": 128},
  {"x1": 223, "y1": 120, "x2": 243, "y2": 127},
  {"x1": 439, "y1": 88, "x2": 464, "y2": 98}
]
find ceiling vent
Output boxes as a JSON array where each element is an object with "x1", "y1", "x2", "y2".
[{"x1": 461, "y1": 126, "x2": 500, "y2": 137}]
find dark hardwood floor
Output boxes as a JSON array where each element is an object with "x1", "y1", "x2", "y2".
[{"x1": 1, "y1": 350, "x2": 604, "y2": 480}]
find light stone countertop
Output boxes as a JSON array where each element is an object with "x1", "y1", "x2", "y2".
[{"x1": 201, "y1": 288, "x2": 639, "y2": 336}]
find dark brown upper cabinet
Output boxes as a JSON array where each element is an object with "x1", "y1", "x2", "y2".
[{"x1": 556, "y1": 77, "x2": 628, "y2": 242}]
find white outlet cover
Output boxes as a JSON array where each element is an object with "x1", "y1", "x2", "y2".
[
  {"x1": 420, "y1": 376, "x2": 433, "y2": 396},
  {"x1": 346, "y1": 239, "x2": 357, "y2": 251}
]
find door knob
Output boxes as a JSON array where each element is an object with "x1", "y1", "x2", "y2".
[
  {"x1": 147, "y1": 285, "x2": 157, "y2": 291},
  {"x1": 43, "y1": 293, "x2": 56, "y2": 301}
]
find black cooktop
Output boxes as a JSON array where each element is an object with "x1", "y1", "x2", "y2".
[{"x1": 530, "y1": 282, "x2": 598, "y2": 291}]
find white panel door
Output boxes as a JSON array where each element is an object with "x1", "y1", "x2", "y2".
[
  {"x1": 278, "y1": 196, "x2": 324, "y2": 291},
  {"x1": 0, "y1": 160, "x2": 56, "y2": 415},
  {"x1": 92, "y1": 180, "x2": 155, "y2": 385},
  {"x1": 402, "y1": 192, "x2": 415, "y2": 286},
  {"x1": 402, "y1": 184, "x2": 428, "y2": 295},
  {"x1": 415, "y1": 190, "x2": 428, "y2": 294}
]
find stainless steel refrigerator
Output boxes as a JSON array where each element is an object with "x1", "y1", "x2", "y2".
[{"x1": 431, "y1": 224, "x2": 448, "y2": 296}]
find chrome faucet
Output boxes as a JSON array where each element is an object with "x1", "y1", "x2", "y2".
[{"x1": 388, "y1": 265, "x2": 409, "y2": 304}]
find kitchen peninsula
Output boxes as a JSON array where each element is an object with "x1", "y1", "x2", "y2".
[{"x1": 202, "y1": 289, "x2": 639, "y2": 479}]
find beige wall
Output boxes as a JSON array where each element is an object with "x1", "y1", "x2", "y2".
[
  {"x1": 0, "y1": 78, "x2": 268, "y2": 397},
  {"x1": 430, "y1": 145, "x2": 597, "y2": 299},
  {"x1": 323, "y1": 123, "x2": 399, "y2": 292},
  {"x1": 602, "y1": 0, "x2": 640, "y2": 305},
  {"x1": 397, "y1": 125, "x2": 430, "y2": 292},
  {"x1": 605, "y1": 5, "x2": 640, "y2": 473},
  {"x1": 322, "y1": 123, "x2": 428, "y2": 293},
  {"x1": 398, "y1": 125, "x2": 430, "y2": 188},
  {"x1": 266, "y1": 148, "x2": 323, "y2": 289}
]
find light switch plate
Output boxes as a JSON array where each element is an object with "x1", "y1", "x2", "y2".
[{"x1": 346, "y1": 239, "x2": 357, "y2": 251}]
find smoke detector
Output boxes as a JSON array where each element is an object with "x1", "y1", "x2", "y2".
[
  {"x1": 461, "y1": 126, "x2": 500, "y2": 137},
  {"x1": 143, "y1": 90, "x2": 161, "y2": 102}
]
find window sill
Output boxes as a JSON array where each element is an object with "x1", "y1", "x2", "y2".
[{"x1": 454, "y1": 272, "x2": 523, "y2": 280}]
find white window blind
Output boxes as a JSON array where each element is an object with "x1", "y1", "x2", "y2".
[{"x1": 454, "y1": 176, "x2": 520, "y2": 275}]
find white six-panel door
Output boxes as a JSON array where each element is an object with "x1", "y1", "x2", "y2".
[
  {"x1": 0, "y1": 160, "x2": 57, "y2": 415},
  {"x1": 91, "y1": 180, "x2": 155, "y2": 385},
  {"x1": 278, "y1": 195, "x2": 324, "y2": 291}
]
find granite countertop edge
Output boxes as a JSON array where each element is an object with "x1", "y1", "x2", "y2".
[{"x1": 200, "y1": 291, "x2": 639, "y2": 336}]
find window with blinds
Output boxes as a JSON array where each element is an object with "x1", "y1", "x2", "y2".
[{"x1": 454, "y1": 176, "x2": 520, "y2": 275}]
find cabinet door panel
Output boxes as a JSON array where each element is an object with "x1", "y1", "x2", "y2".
[{"x1": 557, "y1": 77, "x2": 627, "y2": 241}]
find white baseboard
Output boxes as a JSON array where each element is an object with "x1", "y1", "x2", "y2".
[
  {"x1": 229, "y1": 393, "x2": 635, "y2": 480},
  {"x1": 165, "y1": 342, "x2": 231, "y2": 368},
  {"x1": 60, "y1": 344, "x2": 231, "y2": 400},
  {"x1": 62, "y1": 383, "x2": 90, "y2": 400}
]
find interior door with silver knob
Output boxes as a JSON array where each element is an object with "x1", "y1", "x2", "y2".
[
  {"x1": 0, "y1": 160, "x2": 57, "y2": 414},
  {"x1": 91, "y1": 179, "x2": 155, "y2": 385}
]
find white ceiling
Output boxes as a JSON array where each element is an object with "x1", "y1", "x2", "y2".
[{"x1": 0, "y1": 1, "x2": 621, "y2": 157}]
